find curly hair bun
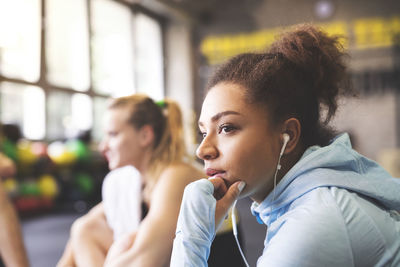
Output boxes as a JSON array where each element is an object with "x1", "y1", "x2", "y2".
[{"x1": 269, "y1": 24, "x2": 352, "y2": 123}]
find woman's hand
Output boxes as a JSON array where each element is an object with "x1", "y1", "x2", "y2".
[
  {"x1": 170, "y1": 178, "x2": 245, "y2": 267},
  {"x1": 208, "y1": 178, "x2": 245, "y2": 229}
]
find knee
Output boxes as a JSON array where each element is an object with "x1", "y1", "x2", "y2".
[{"x1": 70, "y1": 214, "x2": 97, "y2": 241}]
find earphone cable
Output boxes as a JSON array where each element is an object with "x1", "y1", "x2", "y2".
[
  {"x1": 231, "y1": 200, "x2": 250, "y2": 267},
  {"x1": 272, "y1": 154, "x2": 282, "y2": 201}
]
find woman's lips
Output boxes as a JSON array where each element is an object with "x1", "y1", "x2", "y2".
[
  {"x1": 206, "y1": 169, "x2": 236, "y2": 188},
  {"x1": 206, "y1": 169, "x2": 240, "y2": 188},
  {"x1": 206, "y1": 168, "x2": 226, "y2": 178}
]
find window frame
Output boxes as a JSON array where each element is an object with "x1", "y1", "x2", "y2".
[{"x1": 0, "y1": 0, "x2": 166, "y2": 141}]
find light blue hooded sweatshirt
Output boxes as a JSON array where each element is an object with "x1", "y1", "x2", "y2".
[{"x1": 170, "y1": 134, "x2": 400, "y2": 266}]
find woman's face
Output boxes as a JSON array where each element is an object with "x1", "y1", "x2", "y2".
[
  {"x1": 197, "y1": 82, "x2": 282, "y2": 202},
  {"x1": 99, "y1": 107, "x2": 142, "y2": 170}
]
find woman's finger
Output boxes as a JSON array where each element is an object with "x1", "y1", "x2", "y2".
[
  {"x1": 208, "y1": 177, "x2": 228, "y2": 200},
  {"x1": 214, "y1": 181, "x2": 246, "y2": 227}
]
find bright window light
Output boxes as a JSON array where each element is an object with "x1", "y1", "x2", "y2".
[
  {"x1": 71, "y1": 93, "x2": 93, "y2": 131},
  {"x1": 47, "y1": 92, "x2": 71, "y2": 140},
  {"x1": 0, "y1": 82, "x2": 24, "y2": 126},
  {"x1": 0, "y1": 82, "x2": 45, "y2": 140},
  {"x1": 135, "y1": 13, "x2": 164, "y2": 100},
  {"x1": 92, "y1": 0, "x2": 135, "y2": 97},
  {"x1": 23, "y1": 86, "x2": 45, "y2": 140},
  {"x1": 0, "y1": 0, "x2": 41, "y2": 82},
  {"x1": 93, "y1": 97, "x2": 108, "y2": 142},
  {"x1": 46, "y1": 0, "x2": 90, "y2": 91},
  {"x1": 47, "y1": 92, "x2": 93, "y2": 140}
]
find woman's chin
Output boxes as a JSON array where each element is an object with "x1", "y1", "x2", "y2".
[
  {"x1": 222, "y1": 178, "x2": 246, "y2": 190},
  {"x1": 220, "y1": 178, "x2": 234, "y2": 188},
  {"x1": 108, "y1": 162, "x2": 119, "y2": 170}
]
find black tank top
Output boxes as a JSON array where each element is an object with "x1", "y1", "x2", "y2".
[{"x1": 141, "y1": 201, "x2": 149, "y2": 220}]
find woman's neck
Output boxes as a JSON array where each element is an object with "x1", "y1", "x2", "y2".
[
  {"x1": 251, "y1": 144, "x2": 306, "y2": 204},
  {"x1": 135, "y1": 147, "x2": 153, "y2": 174}
]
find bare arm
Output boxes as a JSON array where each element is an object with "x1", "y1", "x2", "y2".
[
  {"x1": 0, "y1": 153, "x2": 16, "y2": 178},
  {"x1": 104, "y1": 164, "x2": 203, "y2": 267},
  {"x1": 0, "y1": 181, "x2": 29, "y2": 267}
]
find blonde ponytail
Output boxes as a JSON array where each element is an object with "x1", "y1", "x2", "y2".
[
  {"x1": 144, "y1": 99, "x2": 187, "y2": 196},
  {"x1": 151, "y1": 99, "x2": 187, "y2": 167},
  {"x1": 108, "y1": 94, "x2": 188, "y2": 199}
]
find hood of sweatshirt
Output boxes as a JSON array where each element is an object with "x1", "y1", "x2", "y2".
[{"x1": 251, "y1": 133, "x2": 400, "y2": 224}]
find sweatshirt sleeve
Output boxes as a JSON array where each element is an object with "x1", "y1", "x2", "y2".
[{"x1": 170, "y1": 179, "x2": 217, "y2": 267}]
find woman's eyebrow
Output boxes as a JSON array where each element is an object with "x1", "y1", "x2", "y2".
[
  {"x1": 198, "y1": 110, "x2": 241, "y2": 127},
  {"x1": 211, "y1": 110, "x2": 241, "y2": 122}
]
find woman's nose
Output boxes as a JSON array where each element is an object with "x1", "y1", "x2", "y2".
[
  {"x1": 196, "y1": 137, "x2": 218, "y2": 161},
  {"x1": 98, "y1": 138, "x2": 107, "y2": 153}
]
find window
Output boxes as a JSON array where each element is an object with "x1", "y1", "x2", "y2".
[
  {"x1": 0, "y1": 0, "x2": 41, "y2": 82},
  {"x1": 46, "y1": 0, "x2": 90, "y2": 91},
  {"x1": 47, "y1": 91, "x2": 72, "y2": 140},
  {"x1": 0, "y1": 82, "x2": 45, "y2": 140},
  {"x1": 93, "y1": 97, "x2": 109, "y2": 142},
  {"x1": 47, "y1": 92, "x2": 93, "y2": 140},
  {"x1": 0, "y1": 0, "x2": 164, "y2": 141},
  {"x1": 91, "y1": 0, "x2": 135, "y2": 97},
  {"x1": 135, "y1": 13, "x2": 164, "y2": 100}
]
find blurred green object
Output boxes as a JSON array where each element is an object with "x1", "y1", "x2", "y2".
[
  {"x1": 19, "y1": 180, "x2": 41, "y2": 196},
  {"x1": 66, "y1": 140, "x2": 90, "y2": 161},
  {"x1": 75, "y1": 173, "x2": 94, "y2": 195},
  {"x1": 1, "y1": 139, "x2": 18, "y2": 161}
]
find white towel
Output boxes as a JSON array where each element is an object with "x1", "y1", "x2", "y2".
[{"x1": 102, "y1": 165, "x2": 142, "y2": 240}]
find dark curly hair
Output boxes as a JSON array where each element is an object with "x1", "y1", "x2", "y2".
[{"x1": 207, "y1": 24, "x2": 355, "y2": 147}]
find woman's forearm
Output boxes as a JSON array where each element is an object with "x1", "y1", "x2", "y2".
[
  {"x1": 170, "y1": 179, "x2": 216, "y2": 267},
  {"x1": 0, "y1": 197, "x2": 29, "y2": 267}
]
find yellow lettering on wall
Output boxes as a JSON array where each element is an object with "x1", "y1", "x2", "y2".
[
  {"x1": 354, "y1": 18, "x2": 392, "y2": 49},
  {"x1": 201, "y1": 16, "x2": 400, "y2": 65},
  {"x1": 200, "y1": 27, "x2": 283, "y2": 65}
]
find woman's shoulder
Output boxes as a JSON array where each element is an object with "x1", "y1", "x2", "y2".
[
  {"x1": 270, "y1": 187, "x2": 350, "y2": 243},
  {"x1": 267, "y1": 186, "x2": 400, "y2": 266},
  {"x1": 258, "y1": 188, "x2": 353, "y2": 264},
  {"x1": 159, "y1": 161, "x2": 205, "y2": 184},
  {"x1": 150, "y1": 162, "x2": 204, "y2": 196},
  {"x1": 280, "y1": 186, "x2": 391, "y2": 243},
  {"x1": 148, "y1": 162, "x2": 205, "y2": 210},
  {"x1": 286, "y1": 186, "x2": 352, "y2": 224}
]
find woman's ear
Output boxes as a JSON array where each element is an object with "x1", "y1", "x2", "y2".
[
  {"x1": 139, "y1": 125, "x2": 155, "y2": 148},
  {"x1": 281, "y1": 118, "x2": 301, "y2": 154}
]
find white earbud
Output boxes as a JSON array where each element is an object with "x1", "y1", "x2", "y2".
[
  {"x1": 280, "y1": 133, "x2": 290, "y2": 156},
  {"x1": 273, "y1": 133, "x2": 290, "y2": 200}
]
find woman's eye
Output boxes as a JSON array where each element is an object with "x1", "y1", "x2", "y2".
[
  {"x1": 219, "y1": 125, "x2": 236, "y2": 134},
  {"x1": 108, "y1": 131, "x2": 117, "y2": 137},
  {"x1": 198, "y1": 130, "x2": 207, "y2": 139}
]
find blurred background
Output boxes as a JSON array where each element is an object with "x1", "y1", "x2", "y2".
[{"x1": 0, "y1": 0, "x2": 399, "y2": 266}]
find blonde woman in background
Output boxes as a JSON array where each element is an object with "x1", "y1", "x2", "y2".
[{"x1": 57, "y1": 94, "x2": 242, "y2": 267}]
